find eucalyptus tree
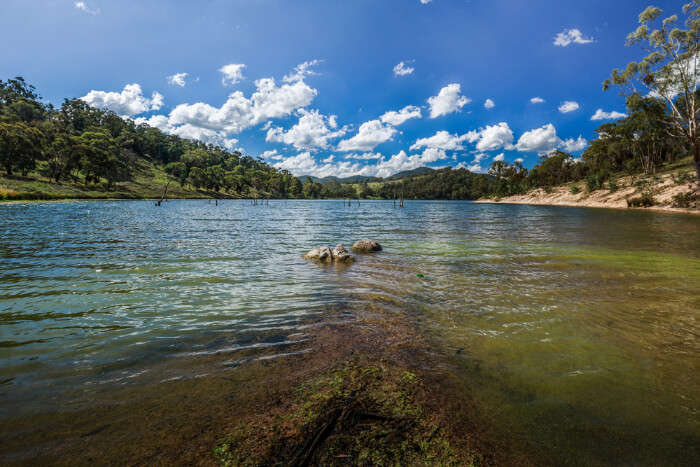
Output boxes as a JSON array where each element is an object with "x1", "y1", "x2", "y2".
[{"x1": 604, "y1": 2, "x2": 700, "y2": 180}]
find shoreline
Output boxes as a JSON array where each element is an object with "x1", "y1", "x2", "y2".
[{"x1": 476, "y1": 172, "x2": 699, "y2": 216}]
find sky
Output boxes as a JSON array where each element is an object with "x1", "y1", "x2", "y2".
[{"x1": 0, "y1": 0, "x2": 682, "y2": 178}]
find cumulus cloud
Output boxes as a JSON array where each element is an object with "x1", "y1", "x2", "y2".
[
  {"x1": 554, "y1": 29, "x2": 594, "y2": 47},
  {"x1": 74, "y1": 1, "x2": 99, "y2": 15},
  {"x1": 514, "y1": 157, "x2": 524, "y2": 164},
  {"x1": 266, "y1": 109, "x2": 346, "y2": 151},
  {"x1": 530, "y1": 97, "x2": 545, "y2": 104},
  {"x1": 484, "y1": 98, "x2": 495, "y2": 109},
  {"x1": 420, "y1": 0, "x2": 433, "y2": 4},
  {"x1": 561, "y1": 136, "x2": 588, "y2": 152},
  {"x1": 465, "y1": 122, "x2": 515, "y2": 152},
  {"x1": 129, "y1": 63, "x2": 318, "y2": 149},
  {"x1": 558, "y1": 101, "x2": 580, "y2": 113},
  {"x1": 262, "y1": 150, "x2": 284, "y2": 161},
  {"x1": 284, "y1": 60, "x2": 321, "y2": 83},
  {"x1": 493, "y1": 153, "x2": 505, "y2": 162},
  {"x1": 167, "y1": 73, "x2": 188, "y2": 87},
  {"x1": 428, "y1": 83, "x2": 471, "y2": 118},
  {"x1": 219, "y1": 64, "x2": 246, "y2": 86},
  {"x1": 515, "y1": 123, "x2": 563, "y2": 154},
  {"x1": 410, "y1": 130, "x2": 468, "y2": 151},
  {"x1": 344, "y1": 152, "x2": 383, "y2": 160},
  {"x1": 379, "y1": 105, "x2": 422, "y2": 126},
  {"x1": 166, "y1": 76, "x2": 316, "y2": 135},
  {"x1": 591, "y1": 109, "x2": 627, "y2": 120},
  {"x1": 393, "y1": 61, "x2": 415, "y2": 76},
  {"x1": 515, "y1": 123, "x2": 587, "y2": 154},
  {"x1": 81, "y1": 84, "x2": 163, "y2": 117},
  {"x1": 274, "y1": 146, "x2": 449, "y2": 178},
  {"x1": 336, "y1": 119, "x2": 397, "y2": 152}
]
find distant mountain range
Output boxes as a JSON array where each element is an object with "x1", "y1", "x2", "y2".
[{"x1": 299, "y1": 167, "x2": 436, "y2": 184}]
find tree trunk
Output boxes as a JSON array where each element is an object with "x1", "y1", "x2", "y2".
[{"x1": 694, "y1": 143, "x2": 700, "y2": 184}]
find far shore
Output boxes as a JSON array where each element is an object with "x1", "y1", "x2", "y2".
[{"x1": 476, "y1": 172, "x2": 699, "y2": 216}]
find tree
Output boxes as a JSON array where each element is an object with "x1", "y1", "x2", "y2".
[
  {"x1": 604, "y1": 2, "x2": 700, "y2": 181},
  {"x1": 0, "y1": 122, "x2": 44, "y2": 175}
]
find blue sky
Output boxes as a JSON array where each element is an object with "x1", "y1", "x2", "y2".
[{"x1": 0, "y1": 0, "x2": 680, "y2": 177}]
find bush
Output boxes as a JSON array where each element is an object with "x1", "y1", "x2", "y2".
[
  {"x1": 672, "y1": 171, "x2": 694, "y2": 185},
  {"x1": 627, "y1": 190, "x2": 655, "y2": 207},
  {"x1": 570, "y1": 185, "x2": 581, "y2": 194},
  {"x1": 543, "y1": 186, "x2": 553, "y2": 194},
  {"x1": 672, "y1": 191, "x2": 696, "y2": 208},
  {"x1": 608, "y1": 179, "x2": 619, "y2": 192},
  {"x1": 0, "y1": 186, "x2": 19, "y2": 200},
  {"x1": 585, "y1": 174, "x2": 603, "y2": 192}
]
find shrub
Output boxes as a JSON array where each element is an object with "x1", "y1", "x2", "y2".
[
  {"x1": 585, "y1": 174, "x2": 603, "y2": 192},
  {"x1": 627, "y1": 190, "x2": 655, "y2": 207},
  {"x1": 672, "y1": 191, "x2": 696, "y2": 208},
  {"x1": 570, "y1": 185, "x2": 581, "y2": 194},
  {"x1": 543, "y1": 186, "x2": 553, "y2": 194},
  {"x1": 672, "y1": 171, "x2": 694, "y2": 185},
  {"x1": 0, "y1": 186, "x2": 19, "y2": 200},
  {"x1": 608, "y1": 179, "x2": 619, "y2": 192}
]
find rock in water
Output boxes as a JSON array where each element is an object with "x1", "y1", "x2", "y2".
[
  {"x1": 304, "y1": 246, "x2": 333, "y2": 262},
  {"x1": 304, "y1": 245, "x2": 354, "y2": 264},
  {"x1": 351, "y1": 240, "x2": 382, "y2": 253},
  {"x1": 332, "y1": 244, "x2": 354, "y2": 263}
]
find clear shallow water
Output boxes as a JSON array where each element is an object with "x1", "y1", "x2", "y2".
[{"x1": 1, "y1": 200, "x2": 699, "y2": 464}]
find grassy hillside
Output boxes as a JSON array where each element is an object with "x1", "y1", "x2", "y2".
[{"x1": 0, "y1": 158, "x2": 219, "y2": 201}]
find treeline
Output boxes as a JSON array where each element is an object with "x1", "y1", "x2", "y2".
[{"x1": 0, "y1": 77, "x2": 302, "y2": 198}]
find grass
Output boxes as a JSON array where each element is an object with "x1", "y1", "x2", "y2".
[
  {"x1": 0, "y1": 158, "x2": 219, "y2": 201},
  {"x1": 214, "y1": 358, "x2": 480, "y2": 466}
]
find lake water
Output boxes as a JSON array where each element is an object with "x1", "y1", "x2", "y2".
[{"x1": 1, "y1": 200, "x2": 699, "y2": 465}]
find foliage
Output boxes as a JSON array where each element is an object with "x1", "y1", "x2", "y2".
[
  {"x1": 603, "y1": 2, "x2": 700, "y2": 181},
  {"x1": 570, "y1": 184, "x2": 581, "y2": 194},
  {"x1": 0, "y1": 77, "x2": 304, "y2": 198},
  {"x1": 627, "y1": 190, "x2": 656, "y2": 207},
  {"x1": 672, "y1": 190, "x2": 697, "y2": 207}
]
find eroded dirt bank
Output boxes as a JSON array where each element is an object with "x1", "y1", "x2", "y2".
[{"x1": 476, "y1": 172, "x2": 699, "y2": 215}]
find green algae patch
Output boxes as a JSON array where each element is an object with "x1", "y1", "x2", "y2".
[{"x1": 214, "y1": 359, "x2": 481, "y2": 466}]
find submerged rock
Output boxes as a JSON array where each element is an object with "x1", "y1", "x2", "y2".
[
  {"x1": 351, "y1": 240, "x2": 382, "y2": 253},
  {"x1": 331, "y1": 244, "x2": 354, "y2": 263},
  {"x1": 304, "y1": 244, "x2": 354, "y2": 264}
]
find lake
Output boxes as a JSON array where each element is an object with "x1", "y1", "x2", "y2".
[{"x1": 1, "y1": 200, "x2": 699, "y2": 465}]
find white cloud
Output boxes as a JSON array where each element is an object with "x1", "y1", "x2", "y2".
[
  {"x1": 410, "y1": 130, "x2": 468, "y2": 151},
  {"x1": 561, "y1": 136, "x2": 588, "y2": 153},
  {"x1": 81, "y1": 84, "x2": 163, "y2": 117},
  {"x1": 344, "y1": 152, "x2": 383, "y2": 160},
  {"x1": 336, "y1": 119, "x2": 397, "y2": 152},
  {"x1": 471, "y1": 122, "x2": 514, "y2": 152},
  {"x1": 266, "y1": 109, "x2": 346, "y2": 151},
  {"x1": 558, "y1": 101, "x2": 580, "y2": 113},
  {"x1": 515, "y1": 123, "x2": 562, "y2": 154},
  {"x1": 493, "y1": 153, "x2": 505, "y2": 162},
  {"x1": 554, "y1": 29, "x2": 594, "y2": 47},
  {"x1": 515, "y1": 123, "x2": 587, "y2": 154},
  {"x1": 514, "y1": 157, "x2": 524, "y2": 164},
  {"x1": 591, "y1": 109, "x2": 627, "y2": 120},
  {"x1": 428, "y1": 83, "x2": 471, "y2": 118},
  {"x1": 219, "y1": 64, "x2": 246, "y2": 86},
  {"x1": 393, "y1": 61, "x2": 415, "y2": 76},
  {"x1": 283, "y1": 60, "x2": 321, "y2": 83},
  {"x1": 379, "y1": 105, "x2": 422, "y2": 126},
  {"x1": 167, "y1": 73, "x2": 188, "y2": 87},
  {"x1": 420, "y1": 0, "x2": 433, "y2": 4},
  {"x1": 74, "y1": 1, "x2": 99, "y2": 15},
  {"x1": 484, "y1": 98, "x2": 495, "y2": 109},
  {"x1": 132, "y1": 63, "x2": 318, "y2": 149},
  {"x1": 261, "y1": 150, "x2": 284, "y2": 161},
  {"x1": 530, "y1": 97, "x2": 545, "y2": 104},
  {"x1": 472, "y1": 153, "x2": 488, "y2": 163},
  {"x1": 167, "y1": 76, "x2": 316, "y2": 135},
  {"x1": 322, "y1": 154, "x2": 335, "y2": 163}
]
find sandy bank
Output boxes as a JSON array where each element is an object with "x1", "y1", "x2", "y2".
[{"x1": 476, "y1": 172, "x2": 699, "y2": 215}]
